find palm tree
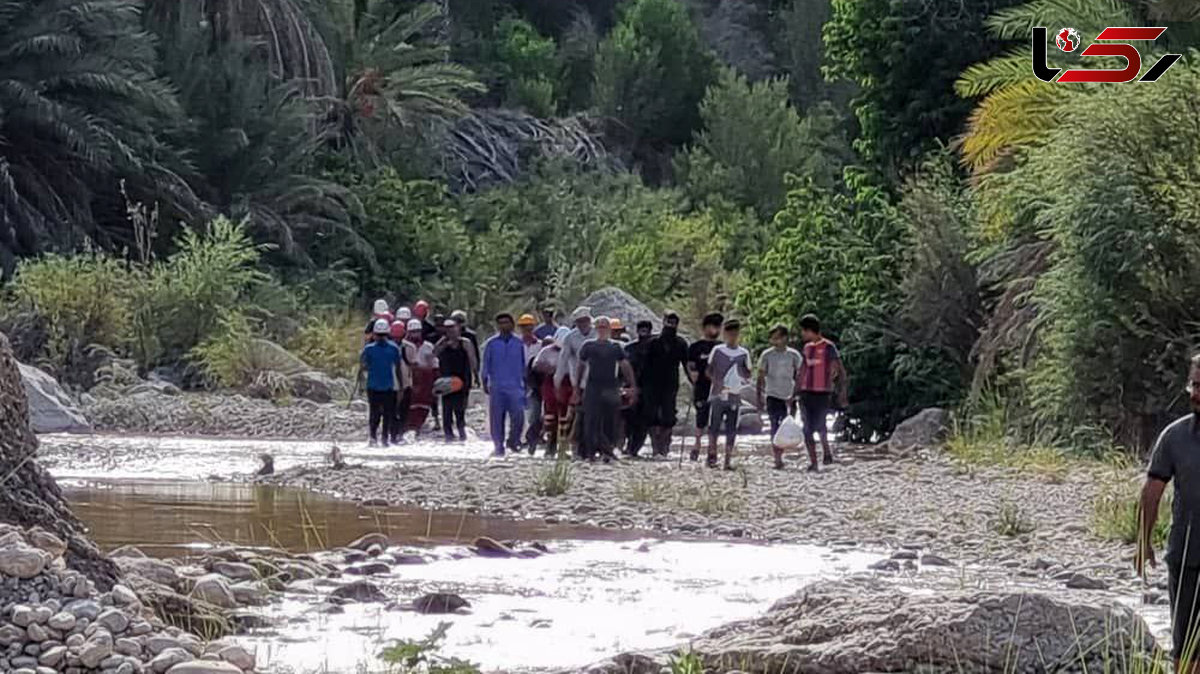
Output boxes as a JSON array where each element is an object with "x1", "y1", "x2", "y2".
[
  {"x1": 0, "y1": 0, "x2": 194, "y2": 267},
  {"x1": 954, "y1": 0, "x2": 1133, "y2": 174}
]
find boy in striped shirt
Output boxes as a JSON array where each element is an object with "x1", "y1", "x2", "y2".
[{"x1": 798, "y1": 314, "x2": 849, "y2": 472}]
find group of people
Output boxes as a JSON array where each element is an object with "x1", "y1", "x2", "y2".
[{"x1": 357, "y1": 300, "x2": 849, "y2": 471}]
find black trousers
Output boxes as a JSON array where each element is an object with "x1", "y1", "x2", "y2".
[
  {"x1": 582, "y1": 387, "x2": 620, "y2": 459},
  {"x1": 392, "y1": 388, "x2": 411, "y2": 442},
  {"x1": 442, "y1": 390, "x2": 467, "y2": 439},
  {"x1": 368, "y1": 389, "x2": 397, "y2": 443},
  {"x1": 1171, "y1": 564, "x2": 1200, "y2": 662},
  {"x1": 625, "y1": 405, "x2": 648, "y2": 457}
]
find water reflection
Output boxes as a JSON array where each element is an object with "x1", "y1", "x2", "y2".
[{"x1": 65, "y1": 480, "x2": 650, "y2": 557}]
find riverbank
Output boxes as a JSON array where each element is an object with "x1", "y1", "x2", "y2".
[{"x1": 268, "y1": 444, "x2": 1150, "y2": 596}]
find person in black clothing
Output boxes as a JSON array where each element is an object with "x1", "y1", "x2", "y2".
[
  {"x1": 623, "y1": 320, "x2": 655, "y2": 457},
  {"x1": 573, "y1": 317, "x2": 638, "y2": 462},
  {"x1": 451, "y1": 310, "x2": 481, "y2": 381},
  {"x1": 433, "y1": 321, "x2": 477, "y2": 442},
  {"x1": 642, "y1": 312, "x2": 689, "y2": 457},
  {"x1": 687, "y1": 312, "x2": 724, "y2": 461}
]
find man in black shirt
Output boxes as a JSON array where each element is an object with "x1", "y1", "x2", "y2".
[
  {"x1": 574, "y1": 316, "x2": 638, "y2": 462},
  {"x1": 686, "y1": 313, "x2": 724, "y2": 461},
  {"x1": 623, "y1": 320, "x2": 655, "y2": 457},
  {"x1": 433, "y1": 321, "x2": 477, "y2": 442},
  {"x1": 643, "y1": 312, "x2": 688, "y2": 457},
  {"x1": 451, "y1": 309, "x2": 481, "y2": 376}
]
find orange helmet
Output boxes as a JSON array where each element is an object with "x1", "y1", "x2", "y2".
[
  {"x1": 610, "y1": 318, "x2": 624, "y2": 331},
  {"x1": 517, "y1": 313, "x2": 536, "y2": 327}
]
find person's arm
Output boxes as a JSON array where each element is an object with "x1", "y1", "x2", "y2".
[
  {"x1": 432, "y1": 337, "x2": 448, "y2": 356},
  {"x1": 756, "y1": 352, "x2": 767, "y2": 408},
  {"x1": 480, "y1": 339, "x2": 493, "y2": 394},
  {"x1": 686, "y1": 347, "x2": 700, "y2": 385},
  {"x1": 833, "y1": 355, "x2": 849, "y2": 409},
  {"x1": 620, "y1": 359, "x2": 639, "y2": 404},
  {"x1": 466, "y1": 339, "x2": 479, "y2": 377},
  {"x1": 1138, "y1": 478, "x2": 1167, "y2": 575}
]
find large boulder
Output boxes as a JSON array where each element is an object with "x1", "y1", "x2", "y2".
[
  {"x1": 244, "y1": 339, "x2": 311, "y2": 377},
  {"x1": 579, "y1": 288, "x2": 665, "y2": 333},
  {"x1": 580, "y1": 579, "x2": 1154, "y2": 674},
  {"x1": 288, "y1": 371, "x2": 352, "y2": 403},
  {"x1": 17, "y1": 362, "x2": 90, "y2": 433},
  {"x1": 880, "y1": 407, "x2": 951, "y2": 456}
]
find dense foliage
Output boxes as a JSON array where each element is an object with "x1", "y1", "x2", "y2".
[{"x1": 3, "y1": 0, "x2": 1199, "y2": 450}]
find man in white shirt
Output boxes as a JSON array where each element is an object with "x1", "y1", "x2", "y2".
[
  {"x1": 554, "y1": 306, "x2": 595, "y2": 458},
  {"x1": 705, "y1": 319, "x2": 752, "y2": 470}
]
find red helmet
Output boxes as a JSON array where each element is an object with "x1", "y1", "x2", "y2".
[
  {"x1": 414, "y1": 300, "x2": 430, "y2": 319},
  {"x1": 389, "y1": 321, "x2": 406, "y2": 340}
]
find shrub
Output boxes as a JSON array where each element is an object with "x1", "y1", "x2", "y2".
[
  {"x1": 288, "y1": 313, "x2": 363, "y2": 380},
  {"x1": 189, "y1": 312, "x2": 257, "y2": 389},
  {"x1": 5, "y1": 254, "x2": 138, "y2": 376},
  {"x1": 1092, "y1": 479, "x2": 1171, "y2": 548},
  {"x1": 534, "y1": 454, "x2": 574, "y2": 497}
]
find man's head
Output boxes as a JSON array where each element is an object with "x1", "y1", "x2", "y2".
[
  {"x1": 396, "y1": 306, "x2": 412, "y2": 321},
  {"x1": 414, "y1": 300, "x2": 430, "y2": 319},
  {"x1": 444, "y1": 319, "x2": 460, "y2": 341},
  {"x1": 372, "y1": 318, "x2": 390, "y2": 342},
  {"x1": 595, "y1": 316, "x2": 612, "y2": 341},
  {"x1": 406, "y1": 318, "x2": 424, "y2": 342},
  {"x1": 541, "y1": 308, "x2": 556, "y2": 324},
  {"x1": 451, "y1": 310, "x2": 468, "y2": 326},
  {"x1": 389, "y1": 320, "x2": 406, "y2": 341},
  {"x1": 723, "y1": 319, "x2": 741, "y2": 347},
  {"x1": 1190, "y1": 354, "x2": 1200, "y2": 415},
  {"x1": 769, "y1": 324, "x2": 789, "y2": 348},
  {"x1": 636, "y1": 320, "x2": 653, "y2": 341},
  {"x1": 702, "y1": 312, "x2": 724, "y2": 340},
  {"x1": 799, "y1": 314, "x2": 822, "y2": 343},
  {"x1": 663, "y1": 312, "x2": 680, "y2": 334},
  {"x1": 432, "y1": 314, "x2": 447, "y2": 338},
  {"x1": 611, "y1": 318, "x2": 624, "y2": 338},
  {"x1": 571, "y1": 306, "x2": 593, "y2": 333},
  {"x1": 496, "y1": 313, "x2": 515, "y2": 335},
  {"x1": 518, "y1": 313, "x2": 536, "y2": 337}
]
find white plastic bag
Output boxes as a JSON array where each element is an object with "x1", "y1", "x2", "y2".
[{"x1": 773, "y1": 415, "x2": 803, "y2": 449}]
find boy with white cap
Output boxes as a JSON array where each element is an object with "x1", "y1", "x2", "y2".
[{"x1": 358, "y1": 318, "x2": 404, "y2": 446}]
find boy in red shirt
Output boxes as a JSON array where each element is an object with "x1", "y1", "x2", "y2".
[{"x1": 798, "y1": 314, "x2": 849, "y2": 471}]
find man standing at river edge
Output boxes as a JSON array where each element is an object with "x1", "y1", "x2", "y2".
[
  {"x1": 687, "y1": 313, "x2": 724, "y2": 461},
  {"x1": 482, "y1": 314, "x2": 526, "y2": 457},
  {"x1": 706, "y1": 320, "x2": 751, "y2": 470},
  {"x1": 643, "y1": 311, "x2": 688, "y2": 457},
  {"x1": 1138, "y1": 355, "x2": 1200, "y2": 672},
  {"x1": 358, "y1": 319, "x2": 405, "y2": 447},
  {"x1": 574, "y1": 316, "x2": 638, "y2": 462}
]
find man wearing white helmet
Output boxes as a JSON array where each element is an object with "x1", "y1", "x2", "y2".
[
  {"x1": 358, "y1": 318, "x2": 404, "y2": 446},
  {"x1": 554, "y1": 306, "x2": 594, "y2": 458},
  {"x1": 363, "y1": 299, "x2": 394, "y2": 341}
]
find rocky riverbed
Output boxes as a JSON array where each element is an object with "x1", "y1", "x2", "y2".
[{"x1": 268, "y1": 445, "x2": 1150, "y2": 597}]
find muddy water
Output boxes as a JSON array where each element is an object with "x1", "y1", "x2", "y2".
[
  {"x1": 48, "y1": 434, "x2": 878, "y2": 673},
  {"x1": 62, "y1": 480, "x2": 650, "y2": 557}
]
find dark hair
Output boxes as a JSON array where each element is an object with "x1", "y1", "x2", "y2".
[
  {"x1": 664, "y1": 311, "x2": 680, "y2": 322},
  {"x1": 724, "y1": 319, "x2": 741, "y2": 331},
  {"x1": 495, "y1": 313, "x2": 514, "y2": 323},
  {"x1": 702, "y1": 312, "x2": 724, "y2": 328},
  {"x1": 637, "y1": 320, "x2": 653, "y2": 330},
  {"x1": 799, "y1": 314, "x2": 821, "y2": 333},
  {"x1": 769, "y1": 324, "x2": 789, "y2": 338}
]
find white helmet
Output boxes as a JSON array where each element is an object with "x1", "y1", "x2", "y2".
[
  {"x1": 407, "y1": 318, "x2": 423, "y2": 332},
  {"x1": 372, "y1": 318, "x2": 390, "y2": 334},
  {"x1": 372, "y1": 299, "x2": 389, "y2": 315},
  {"x1": 396, "y1": 306, "x2": 412, "y2": 320}
]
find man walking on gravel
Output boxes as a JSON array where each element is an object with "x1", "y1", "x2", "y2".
[
  {"x1": 555, "y1": 307, "x2": 594, "y2": 458},
  {"x1": 687, "y1": 313, "x2": 723, "y2": 461},
  {"x1": 434, "y1": 320, "x2": 477, "y2": 442},
  {"x1": 758, "y1": 324, "x2": 803, "y2": 470},
  {"x1": 798, "y1": 314, "x2": 848, "y2": 471},
  {"x1": 705, "y1": 319, "x2": 751, "y2": 471},
  {"x1": 1139, "y1": 355, "x2": 1200, "y2": 671},
  {"x1": 482, "y1": 314, "x2": 527, "y2": 457},
  {"x1": 623, "y1": 320, "x2": 655, "y2": 457},
  {"x1": 573, "y1": 316, "x2": 638, "y2": 462},
  {"x1": 643, "y1": 312, "x2": 688, "y2": 457}
]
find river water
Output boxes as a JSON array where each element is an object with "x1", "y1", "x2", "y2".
[{"x1": 40, "y1": 434, "x2": 879, "y2": 673}]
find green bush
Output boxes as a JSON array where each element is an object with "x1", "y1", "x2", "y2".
[
  {"x1": 189, "y1": 311, "x2": 257, "y2": 388},
  {"x1": 288, "y1": 313, "x2": 365, "y2": 380},
  {"x1": 5, "y1": 254, "x2": 138, "y2": 375}
]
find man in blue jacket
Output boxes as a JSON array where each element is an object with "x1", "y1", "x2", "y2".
[{"x1": 482, "y1": 313, "x2": 527, "y2": 457}]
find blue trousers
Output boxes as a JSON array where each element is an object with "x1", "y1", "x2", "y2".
[{"x1": 489, "y1": 387, "x2": 525, "y2": 453}]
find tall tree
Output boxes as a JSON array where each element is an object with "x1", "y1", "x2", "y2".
[{"x1": 0, "y1": 0, "x2": 193, "y2": 270}]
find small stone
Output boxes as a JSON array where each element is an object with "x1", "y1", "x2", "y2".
[
  {"x1": 146, "y1": 636, "x2": 181, "y2": 655},
  {"x1": 410, "y1": 592, "x2": 470, "y2": 614},
  {"x1": 115, "y1": 637, "x2": 141, "y2": 656},
  {"x1": 65, "y1": 633, "x2": 84, "y2": 648},
  {"x1": 48, "y1": 612, "x2": 76, "y2": 631},
  {"x1": 891, "y1": 550, "x2": 918, "y2": 561},
  {"x1": 217, "y1": 644, "x2": 254, "y2": 670},
  {"x1": 1065, "y1": 573, "x2": 1109, "y2": 591},
  {"x1": 471, "y1": 537, "x2": 515, "y2": 558},
  {"x1": 26, "y1": 530, "x2": 66, "y2": 559},
  {"x1": 345, "y1": 562, "x2": 391, "y2": 576},
  {"x1": 920, "y1": 554, "x2": 955, "y2": 567},
  {"x1": 0, "y1": 546, "x2": 47, "y2": 579},
  {"x1": 25, "y1": 623, "x2": 48, "y2": 642},
  {"x1": 63, "y1": 599, "x2": 100, "y2": 621},
  {"x1": 210, "y1": 562, "x2": 257, "y2": 582},
  {"x1": 96, "y1": 609, "x2": 130, "y2": 634},
  {"x1": 165, "y1": 661, "x2": 243, "y2": 673},
  {"x1": 110, "y1": 585, "x2": 139, "y2": 607},
  {"x1": 869, "y1": 559, "x2": 901, "y2": 573},
  {"x1": 12, "y1": 604, "x2": 35, "y2": 627},
  {"x1": 0, "y1": 624, "x2": 26, "y2": 647},
  {"x1": 117, "y1": 663, "x2": 136, "y2": 674},
  {"x1": 329, "y1": 580, "x2": 387, "y2": 603},
  {"x1": 78, "y1": 638, "x2": 113, "y2": 668},
  {"x1": 190, "y1": 575, "x2": 238, "y2": 609},
  {"x1": 38, "y1": 647, "x2": 66, "y2": 666},
  {"x1": 148, "y1": 647, "x2": 190, "y2": 673},
  {"x1": 31, "y1": 607, "x2": 51, "y2": 625},
  {"x1": 346, "y1": 533, "x2": 390, "y2": 551}
]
